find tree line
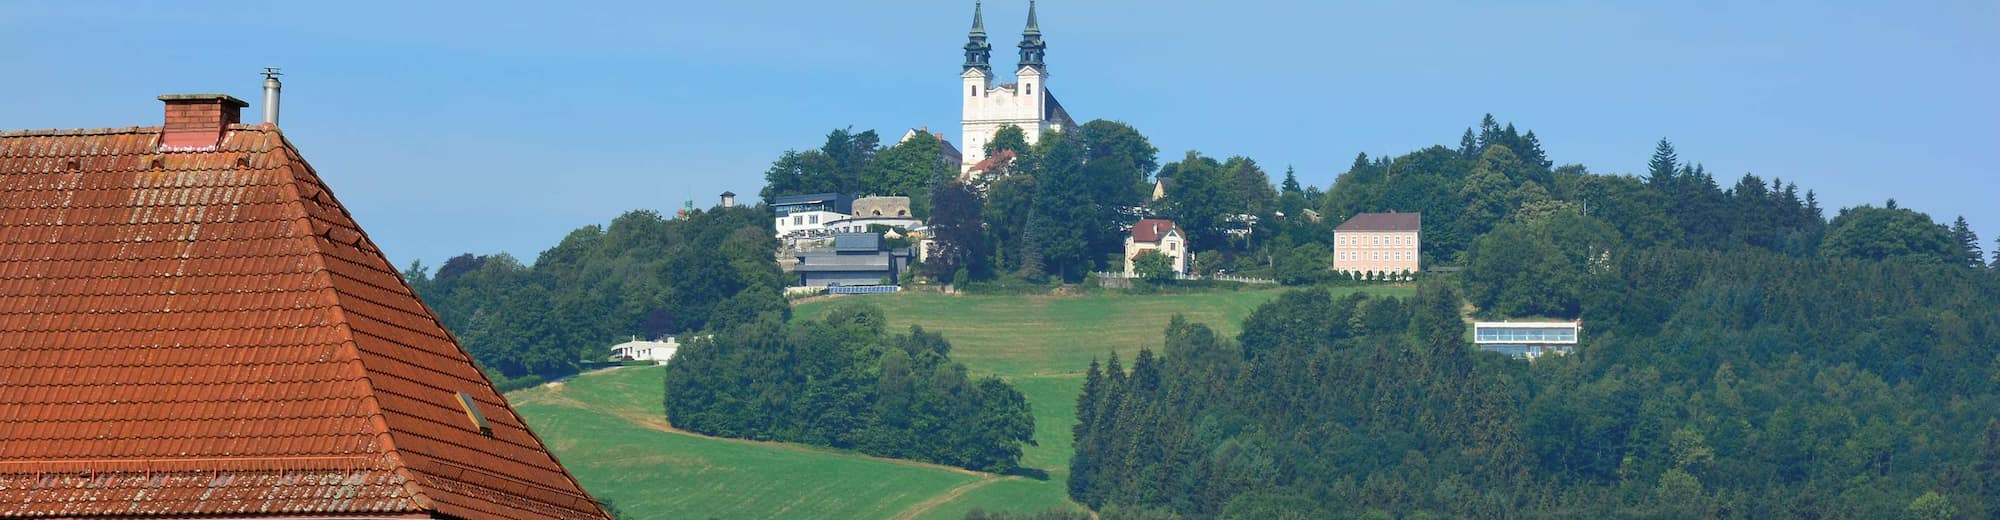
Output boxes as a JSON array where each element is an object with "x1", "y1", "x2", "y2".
[
  {"x1": 404, "y1": 206, "x2": 787, "y2": 388},
  {"x1": 663, "y1": 303, "x2": 1037, "y2": 473}
]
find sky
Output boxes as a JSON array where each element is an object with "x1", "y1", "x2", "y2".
[{"x1": 3, "y1": 1, "x2": 1996, "y2": 267}]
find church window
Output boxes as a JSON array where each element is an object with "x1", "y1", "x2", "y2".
[
  {"x1": 1027, "y1": 83, "x2": 1034, "y2": 95},
  {"x1": 971, "y1": 85, "x2": 977, "y2": 97}
]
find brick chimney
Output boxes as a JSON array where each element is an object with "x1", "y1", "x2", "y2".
[{"x1": 158, "y1": 94, "x2": 248, "y2": 149}]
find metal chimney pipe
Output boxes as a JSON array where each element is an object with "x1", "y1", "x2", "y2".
[{"x1": 260, "y1": 67, "x2": 283, "y2": 126}]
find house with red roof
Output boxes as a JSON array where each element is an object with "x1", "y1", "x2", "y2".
[
  {"x1": 1124, "y1": 219, "x2": 1188, "y2": 275},
  {"x1": 0, "y1": 92, "x2": 610, "y2": 519}
]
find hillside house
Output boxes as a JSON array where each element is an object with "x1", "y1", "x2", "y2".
[
  {"x1": 794, "y1": 232, "x2": 912, "y2": 287},
  {"x1": 1334, "y1": 212, "x2": 1422, "y2": 276},
  {"x1": 1125, "y1": 219, "x2": 1188, "y2": 274},
  {"x1": 610, "y1": 336, "x2": 681, "y2": 365},
  {"x1": 0, "y1": 92, "x2": 609, "y2": 518},
  {"x1": 773, "y1": 192, "x2": 852, "y2": 238},
  {"x1": 1473, "y1": 321, "x2": 1584, "y2": 360}
]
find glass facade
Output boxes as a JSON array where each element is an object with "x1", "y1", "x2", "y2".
[
  {"x1": 1474, "y1": 326, "x2": 1578, "y2": 343},
  {"x1": 1479, "y1": 344, "x2": 1574, "y2": 360}
]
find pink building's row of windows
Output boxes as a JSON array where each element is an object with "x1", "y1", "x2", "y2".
[
  {"x1": 1338, "y1": 234, "x2": 1416, "y2": 247},
  {"x1": 1340, "y1": 251, "x2": 1415, "y2": 261}
]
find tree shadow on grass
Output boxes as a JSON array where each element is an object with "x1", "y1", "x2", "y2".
[{"x1": 1001, "y1": 467, "x2": 1051, "y2": 481}]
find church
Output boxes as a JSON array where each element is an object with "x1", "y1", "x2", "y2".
[{"x1": 961, "y1": 1, "x2": 1076, "y2": 176}]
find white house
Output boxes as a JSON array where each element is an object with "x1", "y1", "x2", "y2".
[
  {"x1": 609, "y1": 337, "x2": 680, "y2": 365},
  {"x1": 959, "y1": 1, "x2": 1076, "y2": 176},
  {"x1": 1124, "y1": 219, "x2": 1188, "y2": 274}
]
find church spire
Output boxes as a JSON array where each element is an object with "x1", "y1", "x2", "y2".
[
  {"x1": 1018, "y1": 0, "x2": 1046, "y2": 70},
  {"x1": 964, "y1": 1, "x2": 992, "y2": 73}
]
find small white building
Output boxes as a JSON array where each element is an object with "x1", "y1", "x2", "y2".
[
  {"x1": 1472, "y1": 321, "x2": 1582, "y2": 360},
  {"x1": 609, "y1": 337, "x2": 680, "y2": 365}
]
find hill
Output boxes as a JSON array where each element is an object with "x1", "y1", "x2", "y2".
[{"x1": 510, "y1": 287, "x2": 1411, "y2": 519}]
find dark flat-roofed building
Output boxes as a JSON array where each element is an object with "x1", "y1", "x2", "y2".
[{"x1": 794, "y1": 232, "x2": 912, "y2": 287}]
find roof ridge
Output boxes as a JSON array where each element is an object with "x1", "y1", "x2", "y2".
[
  {"x1": 268, "y1": 136, "x2": 435, "y2": 511},
  {"x1": 270, "y1": 133, "x2": 609, "y2": 518},
  {"x1": 0, "y1": 126, "x2": 160, "y2": 138}
]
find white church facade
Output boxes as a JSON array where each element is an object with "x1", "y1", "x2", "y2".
[{"x1": 960, "y1": 1, "x2": 1076, "y2": 176}]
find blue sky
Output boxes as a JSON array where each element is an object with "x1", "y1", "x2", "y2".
[{"x1": 4, "y1": 1, "x2": 1995, "y2": 267}]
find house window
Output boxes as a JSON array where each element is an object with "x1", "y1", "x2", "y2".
[
  {"x1": 793, "y1": 216, "x2": 802, "y2": 225},
  {"x1": 809, "y1": 215, "x2": 819, "y2": 224}
]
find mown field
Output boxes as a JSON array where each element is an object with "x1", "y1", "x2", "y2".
[{"x1": 511, "y1": 286, "x2": 1412, "y2": 519}]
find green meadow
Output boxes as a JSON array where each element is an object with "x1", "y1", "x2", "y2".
[{"x1": 511, "y1": 286, "x2": 1412, "y2": 519}]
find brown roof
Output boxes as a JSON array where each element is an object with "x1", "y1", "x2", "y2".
[
  {"x1": 1131, "y1": 219, "x2": 1181, "y2": 243},
  {"x1": 1335, "y1": 212, "x2": 1422, "y2": 232},
  {"x1": 0, "y1": 124, "x2": 609, "y2": 519}
]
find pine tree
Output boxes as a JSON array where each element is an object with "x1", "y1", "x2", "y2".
[
  {"x1": 1950, "y1": 216, "x2": 1983, "y2": 268},
  {"x1": 1478, "y1": 114, "x2": 1501, "y2": 148},
  {"x1": 1460, "y1": 128, "x2": 1479, "y2": 159},
  {"x1": 1280, "y1": 166, "x2": 1303, "y2": 195},
  {"x1": 1979, "y1": 420, "x2": 2000, "y2": 511},
  {"x1": 1521, "y1": 130, "x2": 1553, "y2": 169},
  {"x1": 1647, "y1": 138, "x2": 1679, "y2": 186}
]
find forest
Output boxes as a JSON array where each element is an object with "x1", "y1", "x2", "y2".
[
  {"x1": 663, "y1": 303, "x2": 1037, "y2": 473},
  {"x1": 1055, "y1": 255, "x2": 2000, "y2": 518},
  {"x1": 403, "y1": 205, "x2": 788, "y2": 388}
]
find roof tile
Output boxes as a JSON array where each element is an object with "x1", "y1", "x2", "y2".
[{"x1": 0, "y1": 125, "x2": 607, "y2": 519}]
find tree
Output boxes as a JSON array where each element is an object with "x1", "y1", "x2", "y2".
[
  {"x1": 1820, "y1": 205, "x2": 1958, "y2": 263},
  {"x1": 1160, "y1": 152, "x2": 1233, "y2": 251},
  {"x1": 1950, "y1": 216, "x2": 1983, "y2": 268},
  {"x1": 865, "y1": 131, "x2": 951, "y2": 218},
  {"x1": 759, "y1": 150, "x2": 840, "y2": 203},
  {"x1": 1080, "y1": 119, "x2": 1160, "y2": 176},
  {"x1": 1273, "y1": 243, "x2": 1330, "y2": 286},
  {"x1": 987, "y1": 125, "x2": 1030, "y2": 157},
  {"x1": 927, "y1": 180, "x2": 987, "y2": 281},
  {"x1": 1459, "y1": 128, "x2": 1479, "y2": 159},
  {"x1": 1646, "y1": 138, "x2": 1679, "y2": 186},
  {"x1": 1027, "y1": 131, "x2": 1094, "y2": 280},
  {"x1": 1131, "y1": 250, "x2": 1175, "y2": 281},
  {"x1": 1222, "y1": 156, "x2": 1278, "y2": 219}
]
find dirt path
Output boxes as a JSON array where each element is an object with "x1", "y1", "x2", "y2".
[{"x1": 890, "y1": 476, "x2": 1002, "y2": 520}]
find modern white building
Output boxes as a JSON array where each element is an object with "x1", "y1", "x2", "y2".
[
  {"x1": 609, "y1": 337, "x2": 680, "y2": 365},
  {"x1": 1472, "y1": 321, "x2": 1582, "y2": 360},
  {"x1": 773, "y1": 192, "x2": 852, "y2": 238},
  {"x1": 959, "y1": 1, "x2": 1076, "y2": 176}
]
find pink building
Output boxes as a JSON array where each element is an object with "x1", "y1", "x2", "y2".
[{"x1": 1334, "y1": 212, "x2": 1421, "y2": 276}]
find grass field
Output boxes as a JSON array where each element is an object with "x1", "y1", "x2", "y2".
[{"x1": 511, "y1": 286, "x2": 1413, "y2": 519}]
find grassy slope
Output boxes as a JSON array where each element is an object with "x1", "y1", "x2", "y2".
[{"x1": 511, "y1": 286, "x2": 1412, "y2": 519}]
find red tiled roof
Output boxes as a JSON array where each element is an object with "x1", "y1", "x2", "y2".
[
  {"x1": 0, "y1": 125, "x2": 609, "y2": 519},
  {"x1": 968, "y1": 149, "x2": 1017, "y2": 174},
  {"x1": 1131, "y1": 219, "x2": 1180, "y2": 243},
  {"x1": 1335, "y1": 212, "x2": 1421, "y2": 232}
]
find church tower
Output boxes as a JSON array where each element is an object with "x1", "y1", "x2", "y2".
[{"x1": 961, "y1": 1, "x2": 1075, "y2": 177}]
